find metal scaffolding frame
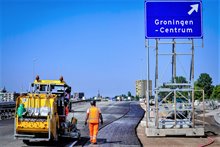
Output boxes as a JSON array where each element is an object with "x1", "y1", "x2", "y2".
[{"x1": 145, "y1": 39, "x2": 205, "y2": 136}]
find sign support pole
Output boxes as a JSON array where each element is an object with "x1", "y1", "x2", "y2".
[
  {"x1": 146, "y1": 39, "x2": 150, "y2": 128},
  {"x1": 191, "y1": 39, "x2": 195, "y2": 128},
  {"x1": 172, "y1": 39, "x2": 176, "y2": 83},
  {"x1": 155, "y1": 39, "x2": 159, "y2": 128}
]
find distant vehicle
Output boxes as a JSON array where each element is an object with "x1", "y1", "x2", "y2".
[{"x1": 14, "y1": 76, "x2": 80, "y2": 145}]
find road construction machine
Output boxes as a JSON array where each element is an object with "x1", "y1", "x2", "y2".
[{"x1": 14, "y1": 76, "x2": 80, "y2": 144}]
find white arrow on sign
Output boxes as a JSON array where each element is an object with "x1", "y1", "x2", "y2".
[{"x1": 188, "y1": 4, "x2": 199, "y2": 15}]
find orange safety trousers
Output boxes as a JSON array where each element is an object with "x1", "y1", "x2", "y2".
[{"x1": 89, "y1": 123, "x2": 99, "y2": 143}]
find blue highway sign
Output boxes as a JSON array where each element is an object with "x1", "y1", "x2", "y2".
[{"x1": 145, "y1": 0, "x2": 203, "y2": 38}]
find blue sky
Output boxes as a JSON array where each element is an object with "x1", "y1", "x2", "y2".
[{"x1": 0, "y1": 0, "x2": 219, "y2": 97}]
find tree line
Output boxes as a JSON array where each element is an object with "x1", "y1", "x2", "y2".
[
  {"x1": 158, "y1": 73, "x2": 220, "y2": 100},
  {"x1": 194, "y1": 73, "x2": 220, "y2": 100},
  {"x1": 172, "y1": 73, "x2": 219, "y2": 100},
  {"x1": 116, "y1": 73, "x2": 219, "y2": 101}
]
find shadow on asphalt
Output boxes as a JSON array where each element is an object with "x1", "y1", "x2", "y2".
[
  {"x1": 22, "y1": 137, "x2": 78, "y2": 146},
  {"x1": 83, "y1": 138, "x2": 122, "y2": 146},
  {"x1": 74, "y1": 136, "x2": 90, "y2": 146},
  {"x1": 97, "y1": 138, "x2": 122, "y2": 144}
]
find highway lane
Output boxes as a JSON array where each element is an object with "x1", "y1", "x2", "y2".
[
  {"x1": 83, "y1": 102, "x2": 144, "y2": 146},
  {"x1": 76, "y1": 102, "x2": 144, "y2": 146},
  {"x1": 0, "y1": 101, "x2": 144, "y2": 147},
  {"x1": 100, "y1": 102, "x2": 144, "y2": 146},
  {"x1": 0, "y1": 119, "x2": 19, "y2": 147}
]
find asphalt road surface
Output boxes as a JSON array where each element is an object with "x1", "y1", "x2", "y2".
[
  {"x1": 0, "y1": 101, "x2": 144, "y2": 147},
  {"x1": 96, "y1": 102, "x2": 144, "y2": 146}
]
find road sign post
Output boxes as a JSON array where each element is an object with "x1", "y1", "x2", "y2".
[{"x1": 145, "y1": 0, "x2": 203, "y2": 38}]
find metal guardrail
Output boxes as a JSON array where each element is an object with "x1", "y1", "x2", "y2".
[
  {"x1": 0, "y1": 102, "x2": 16, "y2": 120},
  {"x1": 0, "y1": 107, "x2": 15, "y2": 120}
]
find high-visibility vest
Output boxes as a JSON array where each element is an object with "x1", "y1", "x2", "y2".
[{"x1": 88, "y1": 106, "x2": 100, "y2": 123}]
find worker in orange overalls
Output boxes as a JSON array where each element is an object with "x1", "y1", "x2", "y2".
[{"x1": 85, "y1": 100, "x2": 103, "y2": 144}]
